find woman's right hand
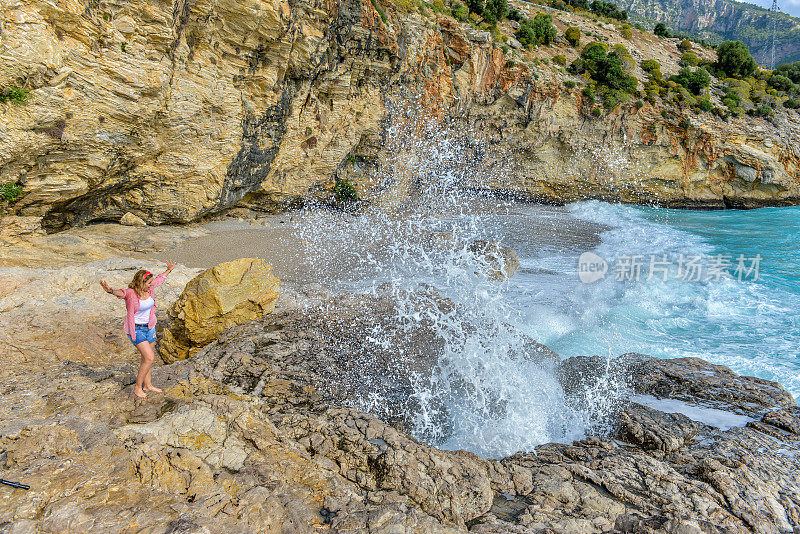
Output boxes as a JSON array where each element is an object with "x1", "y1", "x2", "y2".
[{"x1": 100, "y1": 280, "x2": 113, "y2": 294}]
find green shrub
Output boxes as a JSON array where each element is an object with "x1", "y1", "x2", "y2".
[
  {"x1": 680, "y1": 52, "x2": 699, "y2": 67},
  {"x1": 564, "y1": 26, "x2": 581, "y2": 47},
  {"x1": 565, "y1": 0, "x2": 589, "y2": 8},
  {"x1": 621, "y1": 26, "x2": 632, "y2": 39},
  {"x1": 722, "y1": 95, "x2": 739, "y2": 109},
  {"x1": 393, "y1": 0, "x2": 416, "y2": 12},
  {"x1": 516, "y1": 13, "x2": 557, "y2": 47},
  {"x1": 507, "y1": 7, "x2": 522, "y2": 21},
  {"x1": 333, "y1": 178, "x2": 358, "y2": 202},
  {"x1": 452, "y1": 1, "x2": 469, "y2": 20},
  {"x1": 768, "y1": 73, "x2": 795, "y2": 92},
  {"x1": 783, "y1": 98, "x2": 800, "y2": 109},
  {"x1": 640, "y1": 59, "x2": 662, "y2": 78},
  {"x1": 653, "y1": 22, "x2": 670, "y2": 38},
  {"x1": 678, "y1": 39, "x2": 693, "y2": 52},
  {"x1": 590, "y1": 0, "x2": 627, "y2": 21},
  {"x1": 716, "y1": 41, "x2": 757, "y2": 78},
  {"x1": 0, "y1": 86, "x2": 30, "y2": 104},
  {"x1": 466, "y1": 0, "x2": 484, "y2": 15},
  {"x1": 591, "y1": 107, "x2": 602, "y2": 117},
  {"x1": 570, "y1": 42, "x2": 637, "y2": 94},
  {"x1": 669, "y1": 66, "x2": 710, "y2": 95},
  {"x1": 564, "y1": 80, "x2": 576, "y2": 88},
  {"x1": 0, "y1": 183, "x2": 22, "y2": 202},
  {"x1": 697, "y1": 99, "x2": 713, "y2": 111},
  {"x1": 482, "y1": 0, "x2": 507, "y2": 24},
  {"x1": 612, "y1": 44, "x2": 635, "y2": 72},
  {"x1": 775, "y1": 61, "x2": 800, "y2": 84},
  {"x1": 749, "y1": 104, "x2": 773, "y2": 118},
  {"x1": 553, "y1": 54, "x2": 567, "y2": 66}
]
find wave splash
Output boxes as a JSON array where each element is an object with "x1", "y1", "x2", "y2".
[{"x1": 297, "y1": 108, "x2": 623, "y2": 458}]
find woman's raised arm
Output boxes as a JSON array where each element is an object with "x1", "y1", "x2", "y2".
[
  {"x1": 100, "y1": 279, "x2": 125, "y2": 298},
  {"x1": 161, "y1": 260, "x2": 176, "y2": 277}
]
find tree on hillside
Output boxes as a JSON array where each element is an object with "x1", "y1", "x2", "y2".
[
  {"x1": 669, "y1": 66, "x2": 711, "y2": 95},
  {"x1": 516, "y1": 14, "x2": 557, "y2": 47},
  {"x1": 776, "y1": 61, "x2": 800, "y2": 84},
  {"x1": 590, "y1": 0, "x2": 627, "y2": 21},
  {"x1": 716, "y1": 41, "x2": 757, "y2": 78},
  {"x1": 565, "y1": 0, "x2": 589, "y2": 8},
  {"x1": 466, "y1": 0, "x2": 484, "y2": 16},
  {"x1": 482, "y1": 0, "x2": 507, "y2": 25},
  {"x1": 653, "y1": 23, "x2": 670, "y2": 38},
  {"x1": 768, "y1": 73, "x2": 795, "y2": 92},
  {"x1": 570, "y1": 42, "x2": 637, "y2": 92}
]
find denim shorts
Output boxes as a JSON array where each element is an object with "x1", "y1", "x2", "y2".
[{"x1": 129, "y1": 324, "x2": 156, "y2": 345}]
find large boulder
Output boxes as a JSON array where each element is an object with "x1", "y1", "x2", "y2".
[{"x1": 160, "y1": 258, "x2": 280, "y2": 362}]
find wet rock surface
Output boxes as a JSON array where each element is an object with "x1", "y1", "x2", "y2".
[
  {"x1": 468, "y1": 240, "x2": 521, "y2": 281},
  {"x1": 2, "y1": 295, "x2": 798, "y2": 533}
]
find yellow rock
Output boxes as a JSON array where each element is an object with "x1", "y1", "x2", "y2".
[{"x1": 161, "y1": 258, "x2": 280, "y2": 362}]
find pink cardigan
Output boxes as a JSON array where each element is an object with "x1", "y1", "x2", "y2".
[{"x1": 117, "y1": 273, "x2": 167, "y2": 340}]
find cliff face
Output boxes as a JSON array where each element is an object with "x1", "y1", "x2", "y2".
[{"x1": 1, "y1": 0, "x2": 799, "y2": 230}]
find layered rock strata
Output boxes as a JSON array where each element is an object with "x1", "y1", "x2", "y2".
[{"x1": 2, "y1": 0, "x2": 799, "y2": 233}]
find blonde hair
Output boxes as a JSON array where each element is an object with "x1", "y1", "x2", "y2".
[{"x1": 128, "y1": 269, "x2": 153, "y2": 294}]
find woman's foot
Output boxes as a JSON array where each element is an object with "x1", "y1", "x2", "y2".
[
  {"x1": 143, "y1": 385, "x2": 163, "y2": 393},
  {"x1": 133, "y1": 387, "x2": 148, "y2": 399}
]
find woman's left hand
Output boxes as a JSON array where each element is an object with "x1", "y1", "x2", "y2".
[{"x1": 165, "y1": 260, "x2": 176, "y2": 272}]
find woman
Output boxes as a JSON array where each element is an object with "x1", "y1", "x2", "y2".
[{"x1": 100, "y1": 261, "x2": 175, "y2": 399}]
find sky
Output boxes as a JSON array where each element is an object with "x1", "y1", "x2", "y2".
[{"x1": 743, "y1": 0, "x2": 800, "y2": 17}]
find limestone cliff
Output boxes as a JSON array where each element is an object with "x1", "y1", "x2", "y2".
[{"x1": 1, "y1": 0, "x2": 799, "y2": 230}]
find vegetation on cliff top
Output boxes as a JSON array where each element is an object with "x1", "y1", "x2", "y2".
[
  {"x1": 614, "y1": 0, "x2": 800, "y2": 65},
  {"x1": 377, "y1": 0, "x2": 800, "y2": 119}
]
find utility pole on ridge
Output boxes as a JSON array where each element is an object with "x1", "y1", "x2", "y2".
[{"x1": 769, "y1": 0, "x2": 780, "y2": 69}]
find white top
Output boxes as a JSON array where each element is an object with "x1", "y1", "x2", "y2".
[{"x1": 133, "y1": 296, "x2": 154, "y2": 325}]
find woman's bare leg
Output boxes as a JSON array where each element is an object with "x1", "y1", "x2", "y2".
[
  {"x1": 134, "y1": 341, "x2": 156, "y2": 398},
  {"x1": 143, "y1": 340, "x2": 162, "y2": 393}
]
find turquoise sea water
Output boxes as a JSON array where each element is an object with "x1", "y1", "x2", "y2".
[
  {"x1": 510, "y1": 201, "x2": 800, "y2": 399},
  {"x1": 295, "y1": 197, "x2": 799, "y2": 457}
]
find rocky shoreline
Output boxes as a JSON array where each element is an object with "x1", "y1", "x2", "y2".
[{"x1": 1, "y1": 222, "x2": 798, "y2": 533}]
